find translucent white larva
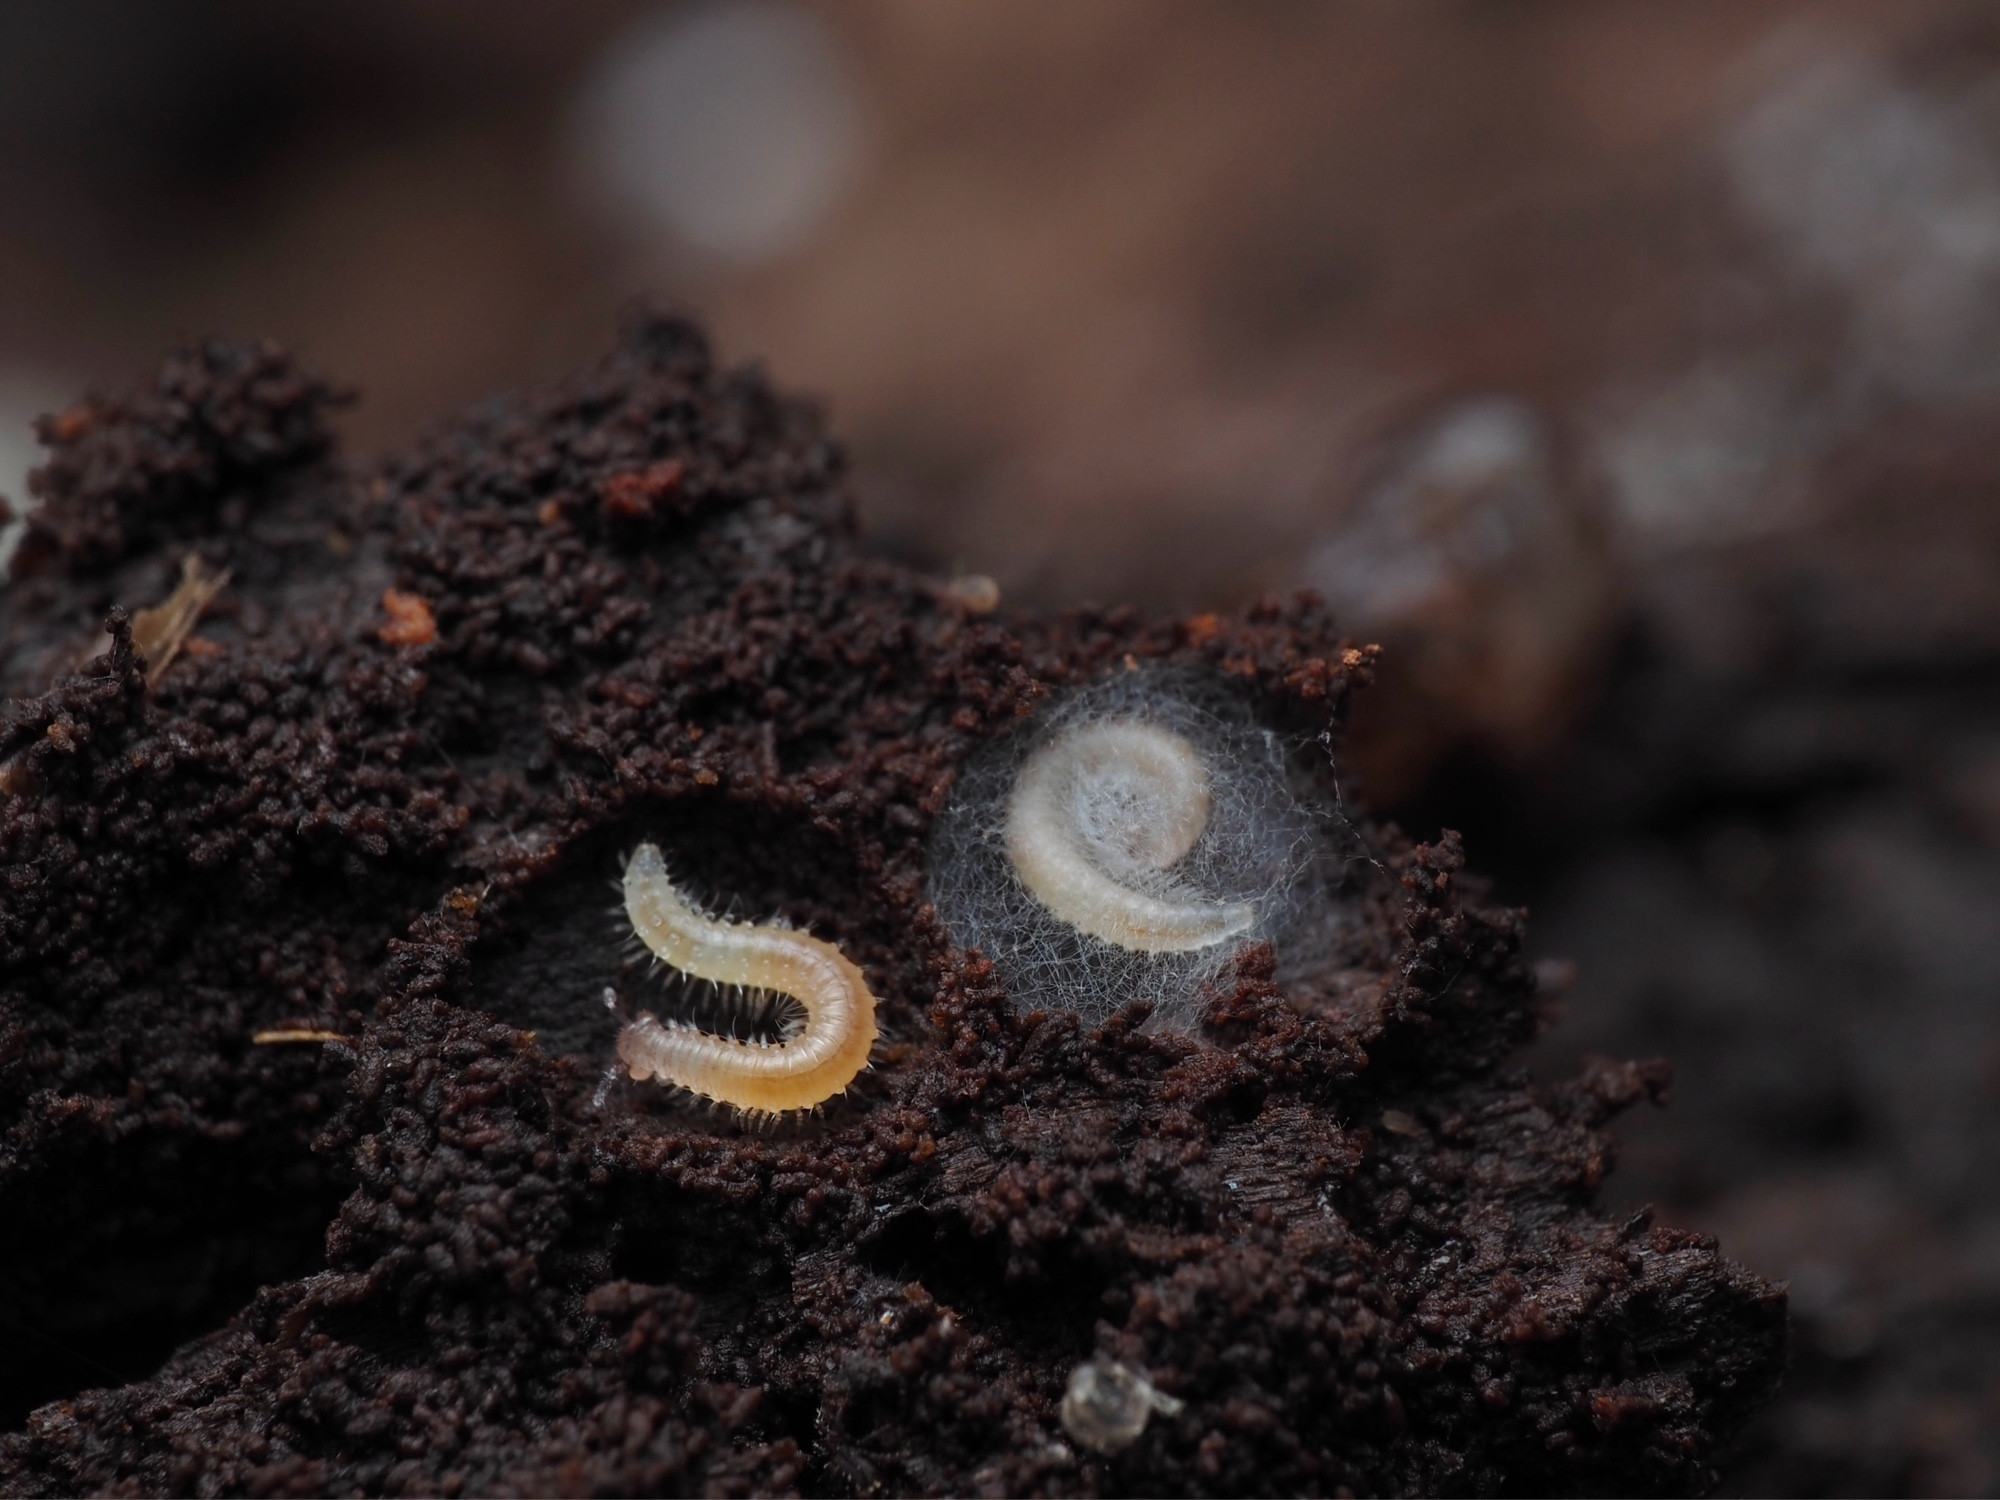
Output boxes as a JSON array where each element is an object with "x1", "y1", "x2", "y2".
[
  {"x1": 1004, "y1": 720, "x2": 1257, "y2": 953},
  {"x1": 617, "y1": 843, "x2": 877, "y2": 1113}
]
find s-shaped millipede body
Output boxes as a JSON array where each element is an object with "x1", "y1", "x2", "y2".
[{"x1": 617, "y1": 843, "x2": 878, "y2": 1113}]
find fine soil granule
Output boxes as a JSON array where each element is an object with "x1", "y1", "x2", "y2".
[{"x1": 0, "y1": 315, "x2": 1784, "y2": 1496}]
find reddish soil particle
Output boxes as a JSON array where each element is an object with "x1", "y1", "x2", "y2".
[
  {"x1": 0, "y1": 313, "x2": 1783, "y2": 1496},
  {"x1": 599, "y1": 458, "x2": 689, "y2": 523},
  {"x1": 376, "y1": 589, "x2": 437, "y2": 648}
]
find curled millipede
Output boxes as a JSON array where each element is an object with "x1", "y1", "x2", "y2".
[
  {"x1": 927, "y1": 668, "x2": 1335, "y2": 1030},
  {"x1": 1005, "y1": 719, "x2": 1256, "y2": 953},
  {"x1": 616, "y1": 842, "x2": 877, "y2": 1113}
]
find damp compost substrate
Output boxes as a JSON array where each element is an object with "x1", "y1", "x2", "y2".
[{"x1": 0, "y1": 316, "x2": 1783, "y2": 1497}]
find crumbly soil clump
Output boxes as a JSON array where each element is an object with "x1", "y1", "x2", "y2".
[{"x1": 0, "y1": 317, "x2": 1783, "y2": 1497}]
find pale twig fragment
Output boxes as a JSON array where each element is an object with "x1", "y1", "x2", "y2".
[{"x1": 936, "y1": 573, "x2": 1001, "y2": 614}]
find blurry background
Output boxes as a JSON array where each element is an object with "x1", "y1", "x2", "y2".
[{"x1": 3, "y1": 1, "x2": 2000, "y2": 1491}]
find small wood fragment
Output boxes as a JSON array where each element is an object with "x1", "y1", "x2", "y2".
[
  {"x1": 937, "y1": 573, "x2": 1001, "y2": 614},
  {"x1": 252, "y1": 1028, "x2": 349, "y2": 1045},
  {"x1": 132, "y1": 554, "x2": 230, "y2": 689}
]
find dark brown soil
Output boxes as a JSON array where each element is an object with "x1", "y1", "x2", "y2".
[{"x1": 0, "y1": 316, "x2": 1783, "y2": 1497}]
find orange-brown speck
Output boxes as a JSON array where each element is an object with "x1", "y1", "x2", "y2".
[
  {"x1": 378, "y1": 590, "x2": 437, "y2": 647},
  {"x1": 48, "y1": 404, "x2": 95, "y2": 443},
  {"x1": 600, "y1": 459, "x2": 686, "y2": 521}
]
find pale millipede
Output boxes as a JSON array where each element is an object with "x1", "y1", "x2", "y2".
[
  {"x1": 1004, "y1": 718, "x2": 1257, "y2": 953},
  {"x1": 616, "y1": 842, "x2": 878, "y2": 1113}
]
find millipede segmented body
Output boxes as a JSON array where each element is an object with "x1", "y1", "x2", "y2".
[
  {"x1": 928, "y1": 668, "x2": 1336, "y2": 1029},
  {"x1": 1005, "y1": 718, "x2": 1257, "y2": 952},
  {"x1": 617, "y1": 842, "x2": 877, "y2": 1113}
]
